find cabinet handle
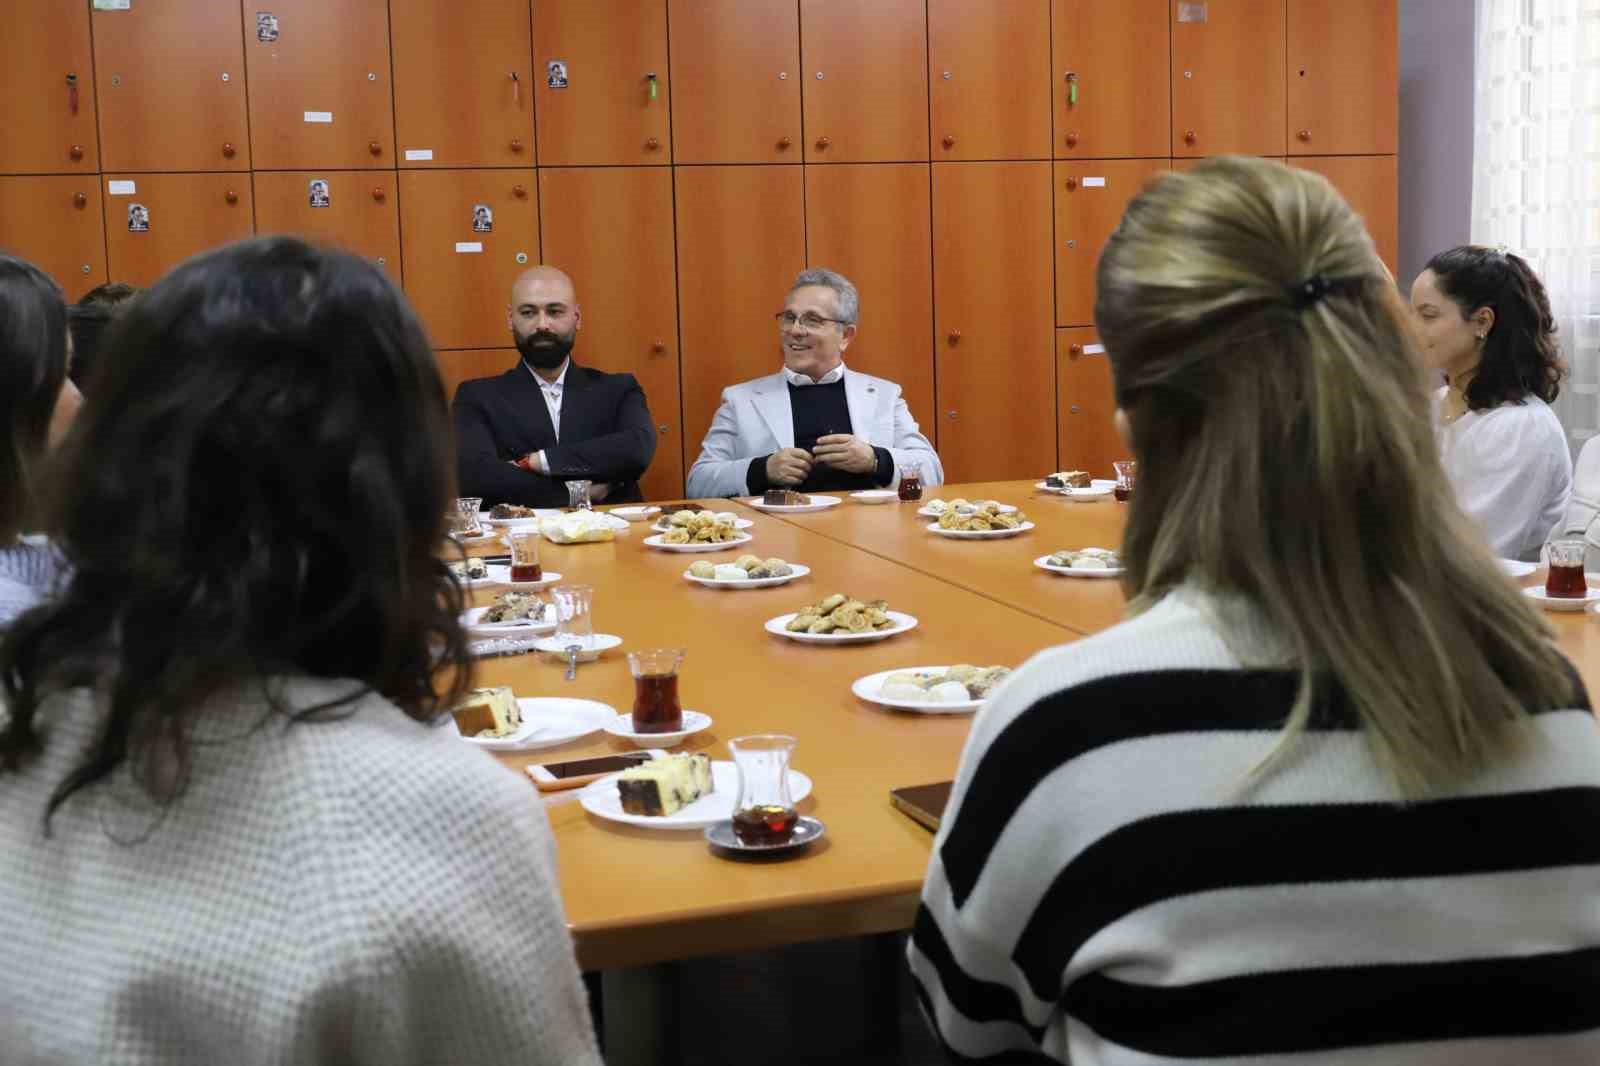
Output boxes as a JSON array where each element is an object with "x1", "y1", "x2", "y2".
[
  {"x1": 372, "y1": 187, "x2": 386, "y2": 201},
  {"x1": 66, "y1": 72, "x2": 79, "y2": 115},
  {"x1": 1297, "y1": 129, "x2": 1311, "y2": 142},
  {"x1": 1183, "y1": 130, "x2": 1197, "y2": 146},
  {"x1": 947, "y1": 410, "x2": 959, "y2": 420},
  {"x1": 69, "y1": 143, "x2": 84, "y2": 162},
  {"x1": 652, "y1": 341, "x2": 666, "y2": 354},
  {"x1": 225, "y1": 189, "x2": 238, "y2": 204},
  {"x1": 1065, "y1": 177, "x2": 1079, "y2": 191},
  {"x1": 509, "y1": 138, "x2": 523, "y2": 153},
  {"x1": 1064, "y1": 131, "x2": 1078, "y2": 148},
  {"x1": 645, "y1": 137, "x2": 660, "y2": 150},
  {"x1": 815, "y1": 136, "x2": 830, "y2": 149},
  {"x1": 942, "y1": 135, "x2": 956, "y2": 149},
  {"x1": 947, "y1": 329, "x2": 962, "y2": 344},
  {"x1": 512, "y1": 184, "x2": 527, "y2": 198},
  {"x1": 778, "y1": 136, "x2": 792, "y2": 149},
  {"x1": 368, "y1": 140, "x2": 382, "y2": 156},
  {"x1": 509, "y1": 70, "x2": 520, "y2": 105},
  {"x1": 222, "y1": 141, "x2": 236, "y2": 158},
  {"x1": 1069, "y1": 344, "x2": 1083, "y2": 357},
  {"x1": 73, "y1": 192, "x2": 87, "y2": 208}
]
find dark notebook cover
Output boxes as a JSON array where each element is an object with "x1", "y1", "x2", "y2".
[{"x1": 890, "y1": 781, "x2": 953, "y2": 832}]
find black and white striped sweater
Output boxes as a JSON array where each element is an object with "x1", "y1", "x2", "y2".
[{"x1": 909, "y1": 587, "x2": 1600, "y2": 1064}]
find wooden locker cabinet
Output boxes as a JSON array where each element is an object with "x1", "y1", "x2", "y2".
[
  {"x1": 1053, "y1": 0, "x2": 1170, "y2": 160},
  {"x1": 805, "y1": 164, "x2": 936, "y2": 439},
  {"x1": 103, "y1": 174, "x2": 255, "y2": 288},
  {"x1": 437, "y1": 348, "x2": 517, "y2": 407},
  {"x1": 93, "y1": 1, "x2": 250, "y2": 172},
  {"x1": 668, "y1": 0, "x2": 801, "y2": 164},
  {"x1": 538, "y1": 167, "x2": 684, "y2": 501},
  {"x1": 675, "y1": 166, "x2": 805, "y2": 460},
  {"x1": 534, "y1": 0, "x2": 671, "y2": 166},
  {"x1": 1057, "y1": 328, "x2": 1121, "y2": 481},
  {"x1": 1288, "y1": 0, "x2": 1398, "y2": 156},
  {"x1": 398, "y1": 169, "x2": 538, "y2": 350},
  {"x1": 932, "y1": 162, "x2": 1055, "y2": 482},
  {"x1": 0, "y1": 176, "x2": 108, "y2": 301},
  {"x1": 390, "y1": 0, "x2": 535, "y2": 168},
  {"x1": 1292, "y1": 155, "x2": 1399, "y2": 276},
  {"x1": 0, "y1": 1, "x2": 98, "y2": 174},
  {"x1": 1054, "y1": 159, "x2": 1169, "y2": 326},
  {"x1": 1172, "y1": 0, "x2": 1286, "y2": 158},
  {"x1": 252, "y1": 172, "x2": 402, "y2": 283},
  {"x1": 242, "y1": 0, "x2": 395, "y2": 170},
  {"x1": 929, "y1": 0, "x2": 1053, "y2": 162},
  {"x1": 800, "y1": 0, "x2": 929, "y2": 163}
]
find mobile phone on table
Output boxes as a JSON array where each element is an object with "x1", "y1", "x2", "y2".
[
  {"x1": 889, "y1": 781, "x2": 953, "y2": 832},
  {"x1": 526, "y1": 750, "x2": 667, "y2": 791}
]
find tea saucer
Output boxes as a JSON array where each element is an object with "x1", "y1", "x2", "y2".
[
  {"x1": 1521, "y1": 584, "x2": 1600, "y2": 612},
  {"x1": 705, "y1": 815, "x2": 826, "y2": 856},
  {"x1": 602, "y1": 710, "x2": 713, "y2": 747},
  {"x1": 533, "y1": 633, "x2": 624, "y2": 661}
]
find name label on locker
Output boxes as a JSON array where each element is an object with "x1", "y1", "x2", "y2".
[
  {"x1": 303, "y1": 111, "x2": 333, "y2": 124},
  {"x1": 405, "y1": 149, "x2": 434, "y2": 161},
  {"x1": 107, "y1": 180, "x2": 136, "y2": 195},
  {"x1": 92, "y1": 0, "x2": 131, "y2": 9},
  {"x1": 1177, "y1": 2, "x2": 1207, "y2": 23},
  {"x1": 455, "y1": 242, "x2": 484, "y2": 254},
  {"x1": 1083, "y1": 344, "x2": 1106, "y2": 355},
  {"x1": 1082, "y1": 177, "x2": 1106, "y2": 188}
]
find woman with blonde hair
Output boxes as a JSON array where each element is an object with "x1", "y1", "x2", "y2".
[{"x1": 910, "y1": 157, "x2": 1600, "y2": 1063}]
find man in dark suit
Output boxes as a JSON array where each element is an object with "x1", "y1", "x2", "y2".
[{"x1": 452, "y1": 266, "x2": 656, "y2": 507}]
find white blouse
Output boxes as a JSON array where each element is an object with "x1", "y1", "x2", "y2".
[{"x1": 1435, "y1": 388, "x2": 1572, "y2": 562}]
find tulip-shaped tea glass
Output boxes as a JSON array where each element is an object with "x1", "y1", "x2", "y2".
[
  {"x1": 728, "y1": 734, "x2": 799, "y2": 845},
  {"x1": 626, "y1": 648, "x2": 685, "y2": 733}
]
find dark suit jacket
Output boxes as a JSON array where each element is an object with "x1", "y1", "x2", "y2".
[{"x1": 452, "y1": 360, "x2": 657, "y2": 508}]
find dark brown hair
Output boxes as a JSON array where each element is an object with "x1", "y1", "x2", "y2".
[
  {"x1": 0, "y1": 255, "x2": 68, "y2": 543},
  {"x1": 1424, "y1": 245, "x2": 1563, "y2": 410},
  {"x1": 67, "y1": 281, "x2": 141, "y2": 390}
]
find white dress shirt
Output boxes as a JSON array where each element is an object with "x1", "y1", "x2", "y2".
[
  {"x1": 525, "y1": 357, "x2": 569, "y2": 472},
  {"x1": 782, "y1": 362, "x2": 846, "y2": 388}
]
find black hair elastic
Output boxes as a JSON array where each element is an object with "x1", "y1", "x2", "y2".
[{"x1": 1289, "y1": 274, "x2": 1334, "y2": 309}]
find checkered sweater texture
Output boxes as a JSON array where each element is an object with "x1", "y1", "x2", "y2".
[{"x1": 0, "y1": 677, "x2": 603, "y2": 1066}]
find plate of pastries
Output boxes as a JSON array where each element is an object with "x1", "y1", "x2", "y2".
[
  {"x1": 652, "y1": 508, "x2": 754, "y2": 533},
  {"x1": 1035, "y1": 547, "x2": 1125, "y2": 577},
  {"x1": 461, "y1": 591, "x2": 558, "y2": 636},
  {"x1": 926, "y1": 504, "x2": 1033, "y2": 538},
  {"x1": 766, "y1": 593, "x2": 918, "y2": 643},
  {"x1": 747, "y1": 489, "x2": 842, "y2": 513},
  {"x1": 851, "y1": 664, "x2": 1011, "y2": 713},
  {"x1": 643, "y1": 510, "x2": 754, "y2": 551},
  {"x1": 684, "y1": 555, "x2": 809, "y2": 588},
  {"x1": 1037, "y1": 471, "x2": 1115, "y2": 500},
  {"x1": 918, "y1": 498, "x2": 1018, "y2": 518}
]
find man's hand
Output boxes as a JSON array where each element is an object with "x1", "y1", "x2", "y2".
[
  {"x1": 812, "y1": 434, "x2": 876, "y2": 474},
  {"x1": 590, "y1": 482, "x2": 612, "y2": 503},
  {"x1": 765, "y1": 447, "x2": 814, "y2": 486},
  {"x1": 511, "y1": 451, "x2": 547, "y2": 474}
]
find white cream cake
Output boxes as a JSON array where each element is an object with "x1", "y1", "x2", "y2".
[
  {"x1": 451, "y1": 686, "x2": 522, "y2": 738},
  {"x1": 615, "y1": 753, "x2": 713, "y2": 817}
]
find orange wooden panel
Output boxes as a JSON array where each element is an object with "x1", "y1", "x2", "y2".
[
  {"x1": 390, "y1": 0, "x2": 535, "y2": 168},
  {"x1": 533, "y1": 0, "x2": 671, "y2": 166},
  {"x1": 0, "y1": 176, "x2": 108, "y2": 301},
  {"x1": 398, "y1": 170, "x2": 539, "y2": 350},
  {"x1": 800, "y1": 0, "x2": 930, "y2": 163},
  {"x1": 668, "y1": 0, "x2": 802, "y2": 164},
  {"x1": 1052, "y1": 0, "x2": 1170, "y2": 159},
  {"x1": 805, "y1": 164, "x2": 936, "y2": 442},
  {"x1": 251, "y1": 171, "x2": 402, "y2": 284},
  {"x1": 1288, "y1": 0, "x2": 1398, "y2": 156},
  {"x1": 0, "y1": 0, "x2": 99, "y2": 174},
  {"x1": 102, "y1": 174, "x2": 255, "y2": 289},
  {"x1": 1057, "y1": 328, "x2": 1122, "y2": 481},
  {"x1": 929, "y1": 0, "x2": 1052, "y2": 161},
  {"x1": 1292, "y1": 155, "x2": 1399, "y2": 277},
  {"x1": 1054, "y1": 159, "x2": 1169, "y2": 326},
  {"x1": 932, "y1": 162, "x2": 1056, "y2": 481},
  {"x1": 93, "y1": 0, "x2": 250, "y2": 172},
  {"x1": 1171, "y1": 0, "x2": 1286, "y2": 158},
  {"x1": 675, "y1": 165, "x2": 806, "y2": 462},
  {"x1": 538, "y1": 167, "x2": 683, "y2": 501},
  {"x1": 242, "y1": 0, "x2": 395, "y2": 170},
  {"x1": 437, "y1": 348, "x2": 517, "y2": 408},
  {"x1": 1169, "y1": 156, "x2": 1287, "y2": 172}
]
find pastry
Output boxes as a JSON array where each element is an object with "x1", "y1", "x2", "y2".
[
  {"x1": 1046, "y1": 471, "x2": 1091, "y2": 489},
  {"x1": 688, "y1": 561, "x2": 717, "y2": 579},
  {"x1": 490, "y1": 503, "x2": 538, "y2": 519},
  {"x1": 449, "y1": 558, "x2": 489, "y2": 581},
  {"x1": 762, "y1": 488, "x2": 810, "y2": 506},
  {"x1": 451, "y1": 686, "x2": 521, "y2": 738},
  {"x1": 616, "y1": 753, "x2": 714, "y2": 816}
]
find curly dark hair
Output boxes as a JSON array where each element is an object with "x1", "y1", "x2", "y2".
[
  {"x1": 0, "y1": 237, "x2": 472, "y2": 825},
  {"x1": 66, "y1": 281, "x2": 141, "y2": 391},
  {"x1": 1424, "y1": 245, "x2": 1563, "y2": 410},
  {"x1": 0, "y1": 254, "x2": 69, "y2": 544}
]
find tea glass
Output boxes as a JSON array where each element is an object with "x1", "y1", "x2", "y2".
[
  {"x1": 1112, "y1": 460, "x2": 1138, "y2": 501},
  {"x1": 626, "y1": 648, "x2": 685, "y2": 733},
  {"x1": 566, "y1": 480, "x2": 593, "y2": 511},
  {"x1": 1545, "y1": 538, "x2": 1589, "y2": 598},
  {"x1": 550, "y1": 584, "x2": 594, "y2": 650},
  {"x1": 898, "y1": 461, "x2": 924, "y2": 502},
  {"x1": 508, "y1": 529, "x2": 542, "y2": 583},
  {"x1": 454, "y1": 496, "x2": 483, "y2": 534},
  {"x1": 728, "y1": 734, "x2": 799, "y2": 845}
]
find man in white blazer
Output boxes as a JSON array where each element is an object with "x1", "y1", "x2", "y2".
[{"x1": 686, "y1": 268, "x2": 944, "y2": 499}]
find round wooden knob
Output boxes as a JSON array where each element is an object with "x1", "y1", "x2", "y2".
[
  {"x1": 509, "y1": 138, "x2": 523, "y2": 152},
  {"x1": 778, "y1": 136, "x2": 792, "y2": 149},
  {"x1": 372, "y1": 187, "x2": 385, "y2": 201},
  {"x1": 222, "y1": 142, "x2": 236, "y2": 157},
  {"x1": 1297, "y1": 129, "x2": 1311, "y2": 142},
  {"x1": 948, "y1": 329, "x2": 962, "y2": 344},
  {"x1": 1065, "y1": 132, "x2": 1078, "y2": 148},
  {"x1": 645, "y1": 137, "x2": 660, "y2": 150},
  {"x1": 1069, "y1": 344, "x2": 1083, "y2": 356},
  {"x1": 1183, "y1": 130, "x2": 1197, "y2": 145},
  {"x1": 69, "y1": 144, "x2": 84, "y2": 161},
  {"x1": 651, "y1": 341, "x2": 665, "y2": 354},
  {"x1": 224, "y1": 189, "x2": 238, "y2": 204},
  {"x1": 73, "y1": 192, "x2": 87, "y2": 208},
  {"x1": 1066, "y1": 177, "x2": 1079, "y2": 191},
  {"x1": 368, "y1": 140, "x2": 382, "y2": 156},
  {"x1": 816, "y1": 136, "x2": 830, "y2": 149},
  {"x1": 942, "y1": 135, "x2": 956, "y2": 149},
  {"x1": 512, "y1": 184, "x2": 527, "y2": 198}
]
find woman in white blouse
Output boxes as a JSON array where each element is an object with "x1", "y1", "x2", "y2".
[{"x1": 1411, "y1": 246, "x2": 1570, "y2": 561}]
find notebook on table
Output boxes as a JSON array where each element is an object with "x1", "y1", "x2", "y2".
[{"x1": 890, "y1": 781, "x2": 952, "y2": 832}]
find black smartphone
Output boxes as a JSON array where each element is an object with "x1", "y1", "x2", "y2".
[
  {"x1": 526, "y1": 750, "x2": 665, "y2": 791},
  {"x1": 889, "y1": 781, "x2": 953, "y2": 832}
]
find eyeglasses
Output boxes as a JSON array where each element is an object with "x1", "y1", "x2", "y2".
[{"x1": 774, "y1": 311, "x2": 847, "y2": 331}]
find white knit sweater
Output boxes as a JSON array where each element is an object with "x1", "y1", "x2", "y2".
[
  {"x1": 0, "y1": 536, "x2": 63, "y2": 627},
  {"x1": 0, "y1": 676, "x2": 603, "y2": 1066}
]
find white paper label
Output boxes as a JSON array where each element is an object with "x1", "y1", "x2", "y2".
[
  {"x1": 1083, "y1": 343, "x2": 1106, "y2": 355},
  {"x1": 404, "y1": 149, "x2": 433, "y2": 161},
  {"x1": 1177, "y1": 2, "x2": 1207, "y2": 22},
  {"x1": 92, "y1": 0, "x2": 131, "y2": 9},
  {"x1": 107, "y1": 180, "x2": 136, "y2": 195},
  {"x1": 1082, "y1": 177, "x2": 1106, "y2": 187},
  {"x1": 454, "y1": 242, "x2": 483, "y2": 254},
  {"x1": 303, "y1": 111, "x2": 333, "y2": 124}
]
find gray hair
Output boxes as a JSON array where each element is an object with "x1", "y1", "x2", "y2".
[{"x1": 790, "y1": 268, "x2": 859, "y2": 326}]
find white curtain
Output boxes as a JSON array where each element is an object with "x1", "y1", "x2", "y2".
[{"x1": 1472, "y1": 0, "x2": 1600, "y2": 450}]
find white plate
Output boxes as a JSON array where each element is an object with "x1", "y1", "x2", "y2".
[
  {"x1": 1036, "y1": 479, "x2": 1117, "y2": 496},
  {"x1": 481, "y1": 510, "x2": 561, "y2": 528},
  {"x1": 1522, "y1": 584, "x2": 1600, "y2": 611},
  {"x1": 451, "y1": 562, "x2": 511, "y2": 588},
  {"x1": 448, "y1": 527, "x2": 496, "y2": 543},
  {"x1": 462, "y1": 604, "x2": 558, "y2": 638},
  {"x1": 851, "y1": 667, "x2": 984, "y2": 714},
  {"x1": 1033, "y1": 555, "x2": 1125, "y2": 578},
  {"x1": 1498, "y1": 558, "x2": 1539, "y2": 578},
  {"x1": 533, "y1": 632, "x2": 624, "y2": 660},
  {"x1": 745, "y1": 494, "x2": 843, "y2": 514},
  {"x1": 683, "y1": 563, "x2": 811, "y2": 589},
  {"x1": 652, "y1": 516, "x2": 755, "y2": 532},
  {"x1": 611, "y1": 506, "x2": 661, "y2": 522},
  {"x1": 455, "y1": 697, "x2": 616, "y2": 751},
  {"x1": 1064, "y1": 486, "x2": 1114, "y2": 502},
  {"x1": 602, "y1": 709, "x2": 714, "y2": 747},
  {"x1": 926, "y1": 521, "x2": 1035, "y2": 540},
  {"x1": 579, "y1": 760, "x2": 813, "y2": 831},
  {"x1": 643, "y1": 531, "x2": 754, "y2": 553},
  {"x1": 917, "y1": 502, "x2": 1019, "y2": 518},
  {"x1": 764, "y1": 610, "x2": 919, "y2": 644},
  {"x1": 850, "y1": 490, "x2": 899, "y2": 505},
  {"x1": 503, "y1": 570, "x2": 563, "y2": 591}
]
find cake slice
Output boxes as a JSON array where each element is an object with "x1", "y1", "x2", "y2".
[
  {"x1": 763, "y1": 488, "x2": 810, "y2": 506},
  {"x1": 616, "y1": 753, "x2": 714, "y2": 816},
  {"x1": 1046, "y1": 470, "x2": 1091, "y2": 489},
  {"x1": 451, "y1": 686, "x2": 522, "y2": 738}
]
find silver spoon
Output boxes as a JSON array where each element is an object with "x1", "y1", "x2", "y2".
[{"x1": 564, "y1": 643, "x2": 581, "y2": 681}]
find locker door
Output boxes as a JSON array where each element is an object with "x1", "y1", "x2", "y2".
[
  {"x1": 0, "y1": 176, "x2": 108, "y2": 301},
  {"x1": 1053, "y1": 0, "x2": 1170, "y2": 159},
  {"x1": 933, "y1": 163, "x2": 1055, "y2": 482},
  {"x1": 538, "y1": 167, "x2": 683, "y2": 501},
  {"x1": 390, "y1": 0, "x2": 535, "y2": 168},
  {"x1": 1292, "y1": 156, "x2": 1399, "y2": 277},
  {"x1": 0, "y1": 0, "x2": 99, "y2": 174},
  {"x1": 534, "y1": 0, "x2": 671, "y2": 166},
  {"x1": 1057, "y1": 327, "x2": 1122, "y2": 481},
  {"x1": 929, "y1": 0, "x2": 1052, "y2": 161},
  {"x1": 1172, "y1": 0, "x2": 1286, "y2": 158},
  {"x1": 243, "y1": 0, "x2": 395, "y2": 170},
  {"x1": 103, "y1": 174, "x2": 255, "y2": 288},
  {"x1": 669, "y1": 0, "x2": 801, "y2": 164},
  {"x1": 252, "y1": 172, "x2": 402, "y2": 283},
  {"x1": 1054, "y1": 159, "x2": 1169, "y2": 326},
  {"x1": 805, "y1": 164, "x2": 936, "y2": 438},
  {"x1": 438, "y1": 348, "x2": 518, "y2": 407},
  {"x1": 94, "y1": 1, "x2": 250, "y2": 172},
  {"x1": 1288, "y1": 0, "x2": 1398, "y2": 156},
  {"x1": 800, "y1": 0, "x2": 929, "y2": 163},
  {"x1": 675, "y1": 166, "x2": 806, "y2": 462},
  {"x1": 398, "y1": 170, "x2": 539, "y2": 350}
]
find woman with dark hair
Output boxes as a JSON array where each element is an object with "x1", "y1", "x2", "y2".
[
  {"x1": 0, "y1": 254, "x2": 79, "y2": 625},
  {"x1": 66, "y1": 280, "x2": 140, "y2": 390},
  {"x1": 1411, "y1": 246, "x2": 1570, "y2": 561},
  {"x1": 0, "y1": 238, "x2": 602, "y2": 1065}
]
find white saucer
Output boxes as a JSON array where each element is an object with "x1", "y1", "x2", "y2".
[
  {"x1": 448, "y1": 527, "x2": 496, "y2": 543},
  {"x1": 454, "y1": 697, "x2": 616, "y2": 751},
  {"x1": 533, "y1": 633, "x2": 624, "y2": 660},
  {"x1": 643, "y1": 531, "x2": 754, "y2": 553},
  {"x1": 683, "y1": 564, "x2": 810, "y2": 589},
  {"x1": 1522, "y1": 584, "x2": 1600, "y2": 611},
  {"x1": 850, "y1": 490, "x2": 899, "y2": 505},
  {"x1": 926, "y1": 521, "x2": 1035, "y2": 539},
  {"x1": 503, "y1": 570, "x2": 562, "y2": 590},
  {"x1": 579, "y1": 760, "x2": 813, "y2": 830},
  {"x1": 705, "y1": 815, "x2": 826, "y2": 854},
  {"x1": 611, "y1": 505, "x2": 662, "y2": 522},
  {"x1": 602, "y1": 709, "x2": 713, "y2": 747},
  {"x1": 1498, "y1": 558, "x2": 1538, "y2": 578},
  {"x1": 1033, "y1": 555, "x2": 1125, "y2": 578},
  {"x1": 745, "y1": 494, "x2": 843, "y2": 514}
]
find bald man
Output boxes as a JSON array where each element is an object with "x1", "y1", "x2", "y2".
[{"x1": 452, "y1": 267, "x2": 657, "y2": 507}]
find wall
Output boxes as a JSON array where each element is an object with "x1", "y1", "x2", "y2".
[{"x1": 1398, "y1": 0, "x2": 1476, "y2": 287}]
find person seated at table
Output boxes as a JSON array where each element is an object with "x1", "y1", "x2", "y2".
[
  {"x1": 0, "y1": 254, "x2": 80, "y2": 627},
  {"x1": 1411, "y1": 245, "x2": 1570, "y2": 561},
  {"x1": 66, "y1": 281, "x2": 140, "y2": 391},
  {"x1": 0, "y1": 239, "x2": 602, "y2": 1066},
  {"x1": 909, "y1": 158, "x2": 1600, "y2": 1064},
  {"x1": 686, "y1": 268, "x2": 943, "y2": 498},
  {"x1": 453, "y1": 265, "x2": 656, "y2": 509}
]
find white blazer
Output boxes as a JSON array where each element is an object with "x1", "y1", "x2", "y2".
[{"x1": 686, "y1": 368, "x2": 944, "y2": 499}]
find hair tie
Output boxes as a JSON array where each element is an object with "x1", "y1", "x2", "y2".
[{"x1": 1288, "y1": 274, "x2": 1333, "y2": 310}]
